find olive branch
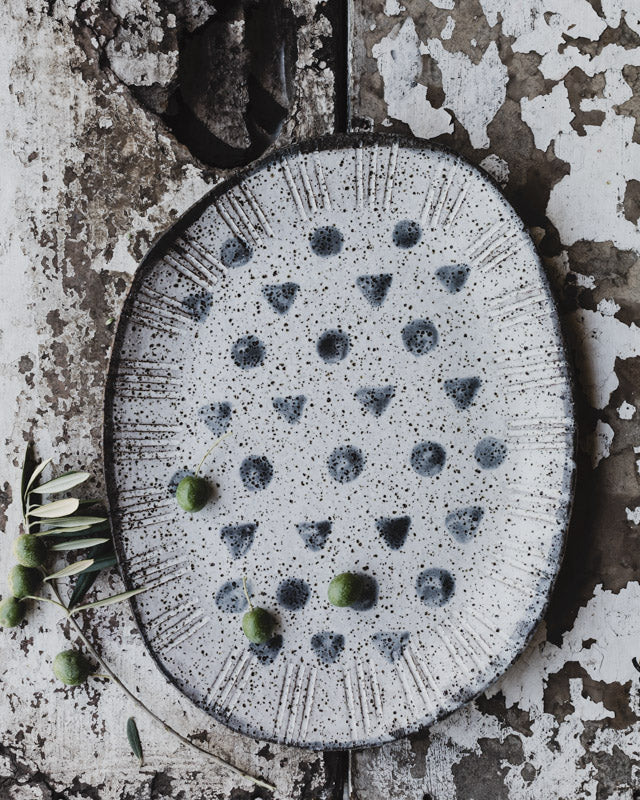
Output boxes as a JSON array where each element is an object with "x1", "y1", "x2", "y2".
[{"x1": 2, "y1": 444, "x2": 275, "y2": 793}]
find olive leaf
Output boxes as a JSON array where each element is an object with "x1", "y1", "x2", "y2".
[
  {"x1": 71, "y1": 586, "x2": 148, "y2": 614},
  {"x1": 44, "y1": 560, "x2": 95, "y2": 581},
  {"x1": 36, "y1": 523, "x2": 104, "y2": 536},
  {"x1": 68, "y1": 541, "x2": 114, "y2": 608},
  {"x1": 126, "y1": 717, "x2": 144, "y2": 766},
  {"x1": 29, "y1": 498, "x2": 80, "y2": 519},
  {"x1": 50, "y1": 537, "x2": 110, "y2": 551},
  {"x1": 31, "y1": 471, "x2": 91, "y2": 495},
  {"x1": 24, "y1": 457, "x2": 53, "y2": 497},
  {"x1": 78, "y1": 555, "x2": 117, "y2": 574},
  {"x1": 40, "y1": 516, "x2": 108, "y2": 530}
]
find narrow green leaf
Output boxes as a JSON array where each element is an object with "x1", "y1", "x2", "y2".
[
  {"x1": 126, "y1": 717, "x2": 144, "y2": 766},
  {"x1": 20, "y1": 444, "x2": 31, "y2": 518},
  {"x1": 44, "y1": 560, "x2": 95, "y2": 581},
  {"x1": 76, "y1": 555, "x2": 117, "y2": 574},
  {"x1": 68, "y1": 541, "x2": 112, "y2": 608},
  {"x1": 72, "y1": 585, "x2": 148, "y2": 613},
  {"x1": 29, "y1": 498, "x2": 80, "y2": 519},
  {"x1": 24, "y1": 456, "x2": 52, "y2": 497},
  {"x1": 31, "y1": 471, "x2": 91, "y2": 495},
  {"x1": 50, "y1": 537, "x2": 109, "y2": 551},
  {"x1": 41, "y1": 516, "x2": 107, "y2": 529},
  {"x1": 37, "y1": 524, "x2": 95, "y2": 536}
]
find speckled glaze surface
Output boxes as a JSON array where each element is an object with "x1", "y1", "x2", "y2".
[{"x1": 104, "y1": 135, "x2": 575, "y2": 750}]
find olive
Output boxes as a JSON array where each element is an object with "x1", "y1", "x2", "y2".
[
  {"x1": 176, "y1": 475, "x2": 209, "y2": 512},
  {"x1": 0, "y1": 596, "x2": 26, "y2": 628},
  {"x1": 242, "y1": 606, "x2": 275, "y2": 644},
  {"x1": 328, "y1": 572, "x2": 363, "y2": 607},
  {"x1": 175, "y1": 432, "x2": 231, "y2": 513},
  {"x1": 52, "y1": 650, "x2": 93, "y2": 685},
  {"x1": 240, "y1": 575, "x2": 276, "y2": 644},
  {"x1": 8, "y1": 565, "x2": 41, "y2": 599},
  {"x1": 12, "y1": 534, "x2": 46, "y2": 568}
]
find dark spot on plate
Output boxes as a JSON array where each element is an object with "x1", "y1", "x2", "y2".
[
  {"x1": 443, "y1": 377, "x2": 481, "y2": 410},
  {"x1": 221, "y1": 236, "x2": 253, "y2": 267},
  {"x1": 276, "y1": 577, "x2": 310, "y2": 610},
  {"x1": 181, "y1": 290, "x2": 213, "y2": 321},
  {"x1": 402, "y1": 319, "x2": 438, "y2": 356},
  {"x1": 372, "y1": 632, "x2": 410, "y2": 662},
  {"x1": 416, "y1": 568, "x2": 455, "y2": 607},
  {"x1": 215, "y1": 579, "x2": 248, "y2": 613},
  {"x1": 198, "y1": 401, "x2": 232, "y2": 436},
  {"x1": 249, "y1": 634, "x2": 283, "y2": 665},
  {"x1": 410, "y1": 441, "x2": 446, "y2": 477},
  {"x1": 310, "y1": 632, "x2": 345, "y2": 664},
  {"x1": 231, "y1": 335, "x2": 265, "y2": 369},
  {"x1": 445, "y1": 506, "x2": 484, "y2": 543},
  {"x1": 356, "y1": 273, "x2": 393, "y2": 307},
  {"x1": 475, "y1": 437, "x2": 507, "y2": 468},
  {"x1": 435, "y1": 264, "x2": 470, "y2": 293},
  {"x1": 317, "y1": 329, "x2": 350, "y2": 363},
  {"x1": 376, "y1": 516, "x2": 411, "y2": 550},
  {"x1": 273, "y1": 395, "x2": 307, "y2": 424},
  {"x1": 327, "y1": 445, "x2": 365, "y2": 483},
  {"x1": 239, "y1": 455, "x2": 273, "y2": 491},
  {"x1": 262, "y1": 282, "x2": 299, "y2": 314},
  {"x1": 309, "y1": 225, "x2": 343, "y2": 256},
  {"x1": 392, "y1": 219, "x2": 422, "y2": 248},
  {"x1": 297, "y1": 520, "x2": 331, "y2": 551},
  {"x1": 351, "y1": 573, "x2": 378, "y2": 611},
  {"x1": 355, "y1": 385, "x2": 395, "y2": 417},
  {"x1": 220, "y1": 522, "x2": 257, "y2": 558}
]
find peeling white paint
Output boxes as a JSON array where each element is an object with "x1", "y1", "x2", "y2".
[
  {"x1": 419, "y1": 39, "x2": 507, "y2": 149},
  {"x1": 372, "y1": 18, "x2": 454, "y2": 140},
  {"x1": 441, "y1": 16, "x2": 455, "y2": 40},
  {"x1": 548, "y1": 113, "x2": 640, "y2": 250},
  {"x1": 591, "y1": 420, "x2": 614, "y2": 468},
  {"x1": 479, "y1": 153, "x2": 509, "y2": 186},
  {"x1": 625, "y1": 506, "x2": 640, "y2": 525},
  {"x1": 520, "y1": 83, "x2": 573, "y2": 153},
  {"x1": 384, "y1": 0, "x2": 405, "y2": 15},
  {"x1": 597, "y1": 298, "x2": 622, "y2": 317},
  {"x1": 569, "y1": 309, "x2": 640, "y2": 410},
  {"x1": 618, "y1": 401, "x2": 636, "y2": 420}
]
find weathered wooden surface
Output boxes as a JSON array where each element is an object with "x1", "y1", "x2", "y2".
[{"x1": 1, "y1": 1, "x2": 639, "y2": 798}]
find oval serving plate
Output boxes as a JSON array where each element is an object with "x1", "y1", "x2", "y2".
[{"x1": 104, "y1": 134, "x2": 575, "y2": 749}]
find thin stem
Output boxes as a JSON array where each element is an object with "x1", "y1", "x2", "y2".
[
  {"x1": 47, "y1": 582, "x2": 274, "y2": 792},
  {"x1": 242, "y1": 575, "x2": 253, "y2": 611},
  {"x1": 23, "y1": 595, "x2": 68, "y2": 613},
  {"x1": 194, "y1": 431, "x2": 231, "y2": 477}
]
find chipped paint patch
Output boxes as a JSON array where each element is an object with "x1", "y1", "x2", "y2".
[
  {"x1": 372, "y1": 18, "x2": 453, "y2": 139},
  {"x1": 618, "y1": 401, "x2": 636, "y2": 420},
  {"x1": 591, "y1": 420, "x2": 615, "y2": 468},
  {"x1": 568, "y1": 309, "x2": 640, "y2": 410}
]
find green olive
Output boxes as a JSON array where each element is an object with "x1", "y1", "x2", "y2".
[
  {"x1": 0, "y1": 596, "x2": 26, "y2": 628},
  {"x1": 12, "y1": 534, "x2": 46, "y2": 568},
  {"x1": 328, "y1": 572, "x2": 363, "y2": 607},
  {"x1": 52, "y1": 650, "x2": 93, "y2": 685},
  {"x1": 176, "y1": 475, "x2": 209, "y2": 512},
  {"x1": 242, "y1": 607, "x2": 275, "y2": 644},
  {"x1": 8, "y1": 565, "x2": 42, "y2": 599}
]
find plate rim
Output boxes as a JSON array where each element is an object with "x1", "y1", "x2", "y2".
[{"x1": 102, "y1": 131, "x2": 578, "y2": 750}]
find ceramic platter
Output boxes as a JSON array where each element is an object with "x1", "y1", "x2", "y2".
[{"x1": 104, "y1": 135, "x2": 575, "y2": 750}]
